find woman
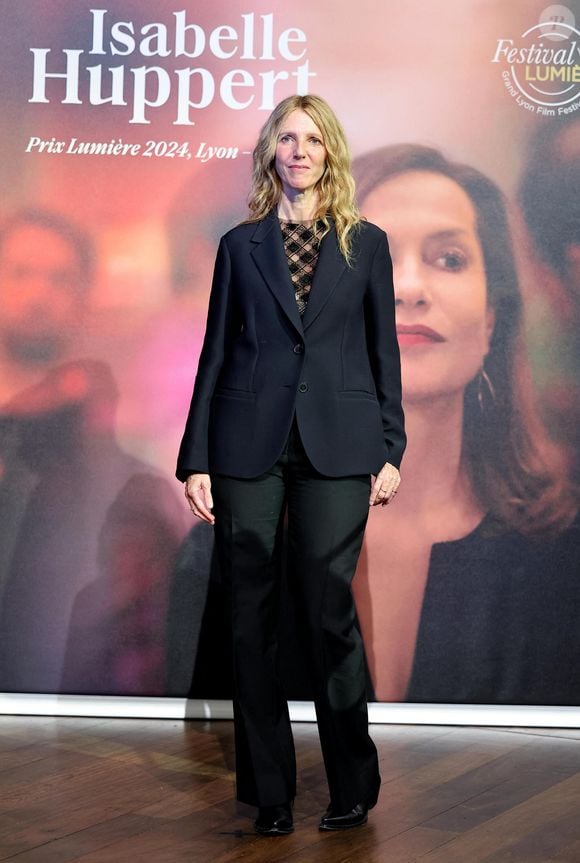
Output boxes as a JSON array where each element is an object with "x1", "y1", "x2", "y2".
[
  {"x1": 176, "y1": 96, "x2": 406, "y2": 835},
  {"x1": 351, "y1": 144, "x2": 579, "y2": 705}
]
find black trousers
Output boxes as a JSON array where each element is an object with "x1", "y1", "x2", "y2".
[{"x1": 211, "y1": 419, "x2": 381, "y2": 811}]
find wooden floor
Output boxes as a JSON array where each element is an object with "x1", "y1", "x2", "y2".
[{"x1": 1, "y1": 719, "x2": 580, "y2": 862}]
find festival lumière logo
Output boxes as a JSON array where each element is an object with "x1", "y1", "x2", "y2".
[{"x1": 492, "y1": 4, "x2": 580, "y2": 116}]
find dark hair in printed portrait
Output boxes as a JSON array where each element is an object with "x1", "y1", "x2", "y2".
[{"x1": 518, "y1": 116, "x2": 580, "y2": 285}]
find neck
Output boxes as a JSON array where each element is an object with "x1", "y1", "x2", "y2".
[
  {"x1": 277, "y1": 188, "x2": 320, "y2": 222},
  {"x1": 393, "y1": 391, "x2": 481, "y2": 525}
]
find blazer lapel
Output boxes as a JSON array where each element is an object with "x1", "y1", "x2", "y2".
[
  {"x1": 302, "y1": 222, "x2": 346, "y2": 330},
  {"x1": 250, "y1": 212, "x2": 304, "y2": 336}
]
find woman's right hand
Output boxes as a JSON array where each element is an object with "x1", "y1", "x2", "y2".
[{"x1": 184, "y1": 473, "x2": 215, "y2": 524}]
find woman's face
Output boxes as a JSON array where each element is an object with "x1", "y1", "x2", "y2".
[
  {"x1": 363, "y1": 171, "x2": 494, "y2": 404},
  {"x1": 274, "y1": 109, "x2": 327, "y2": 198}
]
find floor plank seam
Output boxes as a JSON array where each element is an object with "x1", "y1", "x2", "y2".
[
  {"x1": 491, "y1": 728, "x2": 580, "y2": 743},
  {"x1": 0, "y1": 810, "x2": 156, "y2": 861}
]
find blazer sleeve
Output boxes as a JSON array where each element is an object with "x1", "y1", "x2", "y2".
[
  {"x1": 364, "y1": 230, "x2": 406, "y2": 469},
  {"x1": 176, "y1": 236, "x2": 238, "y2": 481}
]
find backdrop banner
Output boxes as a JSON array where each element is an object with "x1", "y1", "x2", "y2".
[{"x1": 0, "y1": 0, "x2": 578, "y2": 705}]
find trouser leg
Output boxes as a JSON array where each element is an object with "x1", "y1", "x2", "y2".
[
  {"x1": 286, "y1": 424, "x2": 381, "y2": 812},
  {"x1": 211, "y1": 466, "x2": 295, "y2": 807}
]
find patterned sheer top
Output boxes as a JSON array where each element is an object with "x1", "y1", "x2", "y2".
[{"x1": 279, "y1": 219, "x2": 323, "y2": 316}]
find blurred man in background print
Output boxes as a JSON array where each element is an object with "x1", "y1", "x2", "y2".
[
  {"x1": 519, "y1": 117, "x2": 580, "y2": 493},
  {"x1": 0, "y1": 209, "x2": 93, "y2": 616},
  {"x1": 0, "y1": 210, "x2": 184, "y2": 694},
  {"x1": 122, "y1": 158, "x2": 250, "y2": 473},
  {"x1": 0, "y1": 209, "x2": 93, "y2": 401}
]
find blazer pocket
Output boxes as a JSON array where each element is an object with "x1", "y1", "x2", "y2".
[
  {"x1": 338, "y1": 389, "x2": 377, "y2": 401},
  {"x1": 213, "y1": 386, "x2": 256, "y2": 401}
]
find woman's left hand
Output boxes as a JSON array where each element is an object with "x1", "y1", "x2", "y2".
[{"x1": 369, "y1": 462, "x2": 401, "y2": 506}]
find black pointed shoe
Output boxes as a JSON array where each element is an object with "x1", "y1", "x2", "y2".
[
  {"x1": 319, "y1": 802, "x2": 369, "y2": 831},
  {"x1": 255, "y1": 803, "x2": 294, "y2": 836}
]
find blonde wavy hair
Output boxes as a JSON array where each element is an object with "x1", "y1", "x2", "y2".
[{"x1": 247, "y1": 95, "x2": 361, "y2": 262}]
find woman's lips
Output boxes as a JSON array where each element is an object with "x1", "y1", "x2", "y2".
[{"x1": 396, "y1": 324, "x2": 445, "y2": 347}]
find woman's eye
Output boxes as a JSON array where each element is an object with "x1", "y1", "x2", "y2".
[{"x1": 434, "y1": 250, "x2": 468, "y2": 271}]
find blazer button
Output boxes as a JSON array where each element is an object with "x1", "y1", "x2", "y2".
[
  {"x1": 298, "y1": 382, "x2": 309, "y2": 393},
  {"x1": 293, "y1": 344, "x2": 304, "y2": 354}
]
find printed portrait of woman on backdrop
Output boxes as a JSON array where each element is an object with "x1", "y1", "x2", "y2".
[{"x1": 351, "y1": 144, "x2": 580, "y2": 706}]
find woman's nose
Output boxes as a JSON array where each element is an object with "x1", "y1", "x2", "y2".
[
  {"x1": 394, "y1": 259, "x2": 430, "y2": 307},
  {"x1": 293, "y1": 139, "x2": 306, "y2": 158}
]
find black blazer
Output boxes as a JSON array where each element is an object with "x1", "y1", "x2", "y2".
[{"x1": 176, "y1": 211, "x2": 405, "y2": 480}]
